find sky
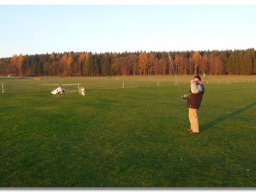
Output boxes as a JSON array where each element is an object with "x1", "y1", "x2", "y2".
[{"x1": 0, "y1": 3, "x2": 256, "y2": 58}]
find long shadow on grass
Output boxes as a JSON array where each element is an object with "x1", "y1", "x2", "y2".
[{"x1": 200, "y1": 101, "x2": 256, "y2": 132}]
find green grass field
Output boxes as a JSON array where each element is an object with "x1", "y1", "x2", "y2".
[{"x1": 0, "y1": 75, "x2": 256, "y2": 187}]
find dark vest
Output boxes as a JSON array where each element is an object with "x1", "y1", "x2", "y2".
[{"x1": 187, "y1": 84, "x2": 204, "y2": 109}]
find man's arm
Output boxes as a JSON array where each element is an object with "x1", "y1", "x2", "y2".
[
  {"x1": 191, "y1": 81, "x2": 203, "y2": 94},
  {"x1": 190, "y1": 81, "x2": 198, "y2": 94}
]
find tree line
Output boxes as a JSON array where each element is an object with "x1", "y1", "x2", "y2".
[{"x1": 0, "y1": 49, "x2": 256, "y2": 77}]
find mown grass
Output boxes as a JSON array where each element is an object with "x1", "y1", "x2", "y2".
[{"x1": 0, "y1": 76, "x2": 256, "y2": 187}]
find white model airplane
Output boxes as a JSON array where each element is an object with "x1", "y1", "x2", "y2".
[
  {"x1": 41, "y1": 83, "x2": 85, "y2": 96},
  {"x1": 51, "y1": 86, "x2": 66, "y2": 96},
  {"x1": 78, "y1": 87, "x2": 85, "y2": 96},
  {"x1": 51, "y1": 86, "x2": 85, "y2": 96}
]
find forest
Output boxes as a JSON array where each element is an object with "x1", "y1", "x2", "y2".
[{"x1": 0, "y1": 49, "x2": 255, "y2": 77}]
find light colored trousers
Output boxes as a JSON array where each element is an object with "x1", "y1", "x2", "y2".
[{"x1": 189, "y1": 108, "x2": 199, "y2": 133}]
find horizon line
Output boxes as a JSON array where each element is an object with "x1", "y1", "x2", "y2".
[{"x1": 1, "y1": 47, "x2": 255, "y2": 59}]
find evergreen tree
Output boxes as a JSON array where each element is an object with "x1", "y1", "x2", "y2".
[
  {"x1": 101, "y1": 53, "x2": 112, "y2": 76},
  {"x1": 243, "y1": 49, "x2": 254, "y2": 75}
]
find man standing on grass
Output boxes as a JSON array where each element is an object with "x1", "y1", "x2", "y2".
[{"x1": 182, "y1": 75, "x2": 205, "y2": 134}]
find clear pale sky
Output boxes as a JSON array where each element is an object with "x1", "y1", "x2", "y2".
[{"x1": 0, "y1": 5, "x2": 256, "y2": 58}]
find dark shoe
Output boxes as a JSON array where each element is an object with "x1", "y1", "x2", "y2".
[
  {"x1": 188, "y1": 128, "x2": 192, "y2": 132},
  {"x1": 190, "y1": 131, "x2": 199, "y2": 134}
]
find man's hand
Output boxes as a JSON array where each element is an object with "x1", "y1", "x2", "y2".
[{"x1": 181, "y1": 94, "x2": 188, "y2": 99}]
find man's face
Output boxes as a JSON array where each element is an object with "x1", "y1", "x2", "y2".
[{"x1": 194, "y1": 78, "x2": 200, "y2": 84}]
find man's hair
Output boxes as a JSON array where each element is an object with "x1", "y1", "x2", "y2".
[{"x1": 194, "y1": 75, "x2": 201, "y2": 81}]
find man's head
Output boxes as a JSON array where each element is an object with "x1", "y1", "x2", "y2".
[
  {"x1": 194, "y1": 75, "x2": 201, "y2": 81},
  {"x1": 193, "y1": 75, "x2": 201, "y2": 84}
]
